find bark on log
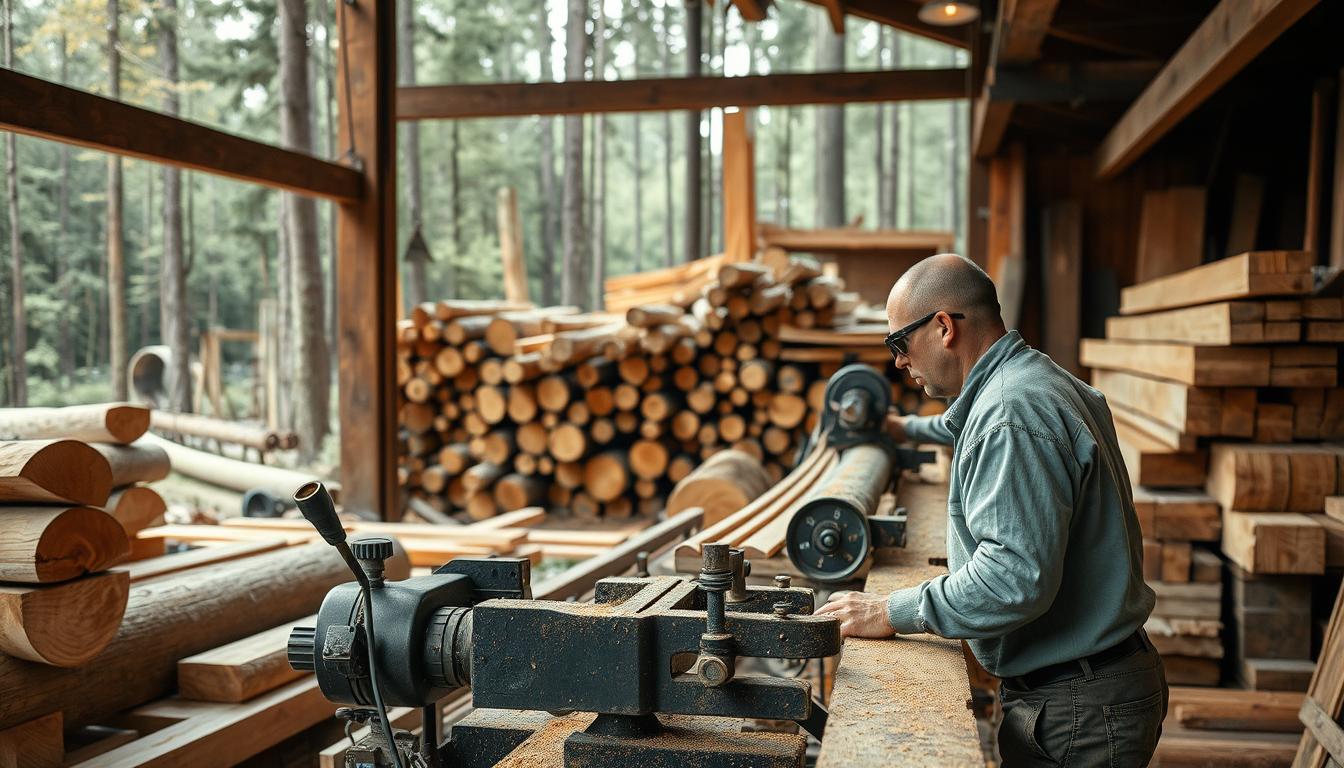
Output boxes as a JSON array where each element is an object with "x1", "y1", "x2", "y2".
[
  {"x1": 139, "y1": 434, "x2": 335, "y2": 502},
  {"x1": 0, "y1": 540, "x2": 408, "y2": 731},
  {"x1": 666, "y1": 448, "x2": 773, "y2": 526},
  {"x1": 0, "y1": 440, "x2": 113, "y2": 506},
  {"x1": 0, "y1": 571, "x2": 129, "y2": 667},
  {"x1": 0, "y1": 403, "x2": 149, "y2": 444},
  {"x1": 89, "y1": 442, "x2": 170, "y2": 487},
  {"x1": 149, "y1": 411, "x2": 282, "y2": 451},
  {"x1": 0, "y1": 506, "x2": 129, "y2": 583}
]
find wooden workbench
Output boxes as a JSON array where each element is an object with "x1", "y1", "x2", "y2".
[{"x1": 816, "y1": 477, "x2": 985, "y2": 767}]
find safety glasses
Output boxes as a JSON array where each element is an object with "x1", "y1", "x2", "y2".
[{"x1": 885, "y1": 311, "x2": 965, "y2": 359}]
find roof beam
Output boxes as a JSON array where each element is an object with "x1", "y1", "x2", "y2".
[
  {"x1": 0, "y1": 68, "x2": 361, "y2": 203},
  {"x1": 801, "y1": 0, "x2": 971, "y2": 49},
  {"x1": 1095, "y1": 0, "x2": 1319, "y2": 179},
  {"x1": 988, "y1": 61, "x2": 1163, "y2": 103},
  {"x1": 820, "y1": 0, "x2": 847, "y2": 33},
  {"x1": 398, "y1": 68, "x2": 968, "y2": 121},
  {"x1": 972, "y1": 0, "x2": 1062, "y2": 159}
]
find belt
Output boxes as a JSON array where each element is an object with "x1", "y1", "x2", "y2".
[{"x1": 1006, "y1": 631, "x2": 1147, "y2": 690}]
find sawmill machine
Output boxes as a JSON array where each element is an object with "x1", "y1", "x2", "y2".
[
  {"x1": 784, "y1": 363, "x2": 935, "y2": 583},
  {"x1": 286, "y1": 481, "x2": 841, "y2": 768}
]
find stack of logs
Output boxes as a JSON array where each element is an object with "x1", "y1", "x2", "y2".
[
  {"x1": 0, "y1": 403, "x2": 170, "y2": 669},
  {"x1": 397, "y1": 257, "x2": 936, "y2": 521}
]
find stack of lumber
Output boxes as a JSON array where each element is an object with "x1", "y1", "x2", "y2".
[
  {"x1": 1081, "y1": 251, "x2": 1344, "y2": 690},
  {"x1": 396, "y1": 257, "x2": 933, "y2": 522},
  {"x1": 1152, "y1": 687, "x2": 1304, "y2": 766},
  {"x1": 1292, "y1": 579, "x2": 1344, "y2": 768},
  {"x1": 0, "y1": 403, "x2": 172, "y2": 668},
  {"x1": 133, "y1": 507, "x2": 641, "y2": 568},
  {"x1": 602, "y1": 253, "x2": 726, "y2": 313}
]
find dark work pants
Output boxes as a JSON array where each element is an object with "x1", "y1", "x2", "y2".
[{"x1": 997, "y1": 642, "x2": 1168, "y2": 767}]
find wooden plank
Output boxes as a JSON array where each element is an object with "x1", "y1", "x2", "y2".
[
  {"x1": 69, "y1": 677, "x2": 331, "y2": 768},
  {"x1": 1222, "y1": 511, "x2": 1325, "y2": 575},
  {"x1": 0, "y1": 712, "x2": 62, "y2": 768},
  {"x1": 1155, "y1": 724, "x2": 1301, "y2": 766},
  {"x1": 1092, "y1": 370, "x2": 1230, "y2": 437},
  {"x1": 1114, "y1": 404, "x2": 1199, "y2": 452},
  {"x1": 1170, "y1": 687, "x2": 1303, "y2": 732},
  {"x1": 1207, "y1": 443, "x2": 1342, "y2": 513},
  {"x1": 972, "y1": 88, "x2": 1013, "y2": 160},
  {"x1": 816, "y1": 479, "x2": 981, "y2": 766},
  {"x1": 1243, "y1": 658, "x2": 1317, "y2": 692},
  {"x1": 1105, "y1": 302, "x2": 1295, "y2": 346},
  {"x1": 177, "y1": 616, "x2": 315, "y2": 703},
  {"x1": 1115, "y1": 421, "x2": 1208, "y2": 488},
  {"x1": 336, "y1": 0, "x2": 398, "y2": 520},
  {"x1": 1120, "y1": 252, "x2": 1313, "y2": 315},
  {"x1": 1313, "y1": 514, "x2": 1344, "y2": 568},
  {"x1": 0, "y1": 69, "x2": 360, "y2": 203},
  {"x1": 1095, "y1": 0, "x2": 1321, "y2": 179},
  {"x1": 1300, "y1": 697, "x2": 1344, "y2": 765},
  {"x1": 1081, "y1": 338, "x2": 1271, "y2": 386},
  {"x1": 398, "y1": 69, "x2": 968, "y2": 119}
]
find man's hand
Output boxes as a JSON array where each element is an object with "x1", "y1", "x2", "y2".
[
  {"x1": 815, "y1": 591, "x2": 897, "y2": 639},
  {"x1": 886, "y1": 412, "x2": 909, "y2": 443}
]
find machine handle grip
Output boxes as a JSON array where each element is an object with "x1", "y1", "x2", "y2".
[{"x1": 295, "y1": 481, "x2": 347, "y2": 546}]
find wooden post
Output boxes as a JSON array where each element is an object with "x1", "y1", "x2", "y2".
[
  {"x1": 497, "y1": 187, "x2": 529, "y2": 303},
  {"x1": 986, "y1": 142, "x2": 1025, "y2": 329},
  {"x1": 1042, "y1": 201, "x2": 1082, "y2": 375},
  {"x1": 335, "y1": 0, "x2": 398, "y2": 520},
  {"x1": 721, "y1": 109, "x2": 756, "y2": 263}
]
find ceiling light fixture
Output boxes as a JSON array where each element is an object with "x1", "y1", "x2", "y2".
[{"x1": 917, "y1": 1, "x2": 980, "y2": 26}]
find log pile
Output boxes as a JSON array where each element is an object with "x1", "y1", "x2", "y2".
[
  {"x1": 1080, "y1": 251, "x2": 1344, "y2": 689},
  {"x1": 0, "y1": 403, "x2": 173, "y2": 669},
  {"x1": 396, "y1": 257, "x2": 936, "y2": 522}
]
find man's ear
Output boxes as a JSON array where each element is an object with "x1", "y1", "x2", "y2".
[{"x1": 938, "y1": 311, "x2": 957, "y2": 349}]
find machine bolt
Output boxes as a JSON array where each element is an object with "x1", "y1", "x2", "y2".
[
  {"x1": 697, "y1": 656, "x2": 731, "y2": 686},
  {"x1": 635, "y1": 551, "x2": 650, "y2": 578},
  {"x1": 774, "y1": 575, "x2": 791, "y2": 590},
  {"x1": 773, "y1": 601, "x2": 791, "y2": 618}
]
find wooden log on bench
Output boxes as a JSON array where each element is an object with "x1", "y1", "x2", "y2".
[
  {"x1": 666, "y1": 449, "x2": 772, "y2": 527},
  {"x1": 0, "y1": 539, "x2": 409, "y2": 731},
  {"x1": 0, "y1": 439, "x2": 113, "y2": 506},
  {"x1": 0, "y1": 403, "x2": 149, "y2": 444},
  {"x1": 0, "y1": 571, "x2": 129, "y2": 667},
  {"x1": 0, "y1": 506, "x2": 130, "y2": 583}
]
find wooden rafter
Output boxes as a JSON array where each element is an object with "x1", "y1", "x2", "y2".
[
  {"x1": 800, "y1": 0, "x2": 971, "y2": 49},
  {"x1": 0, "y1": 68, "x2": 361, "y2": 203},
  {"x1": 398, "y1": 68, "x2": 968, "y2": 120},
  {"x1": 1095, "y1": 0, "x2": 1320, "y2": 179},
  {"x1": 973, "y1": 0, "x2": 1062, "y2": 159},
  {"x1": 820, "y1": 0, "x2": 847, "y2": 33}
]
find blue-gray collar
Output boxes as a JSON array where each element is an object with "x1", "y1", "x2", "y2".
[{"x1": 940, "y1": 330, "x2": 1026, "y2": 437}]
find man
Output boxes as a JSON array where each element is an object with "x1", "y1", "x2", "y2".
[{"x1": 816, "y1": 253, "x2": 1167, "y2": 767}]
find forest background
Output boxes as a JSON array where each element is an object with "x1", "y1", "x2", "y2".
[{"x1": 0, "y1": 0, "x2": 967, "y2": 461}]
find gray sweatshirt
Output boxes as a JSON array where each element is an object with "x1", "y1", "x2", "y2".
[{"x1": 886, "y1": 331, "x2": 1154, "y2": 678}]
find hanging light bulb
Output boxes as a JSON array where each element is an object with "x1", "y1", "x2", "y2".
[{"x1": 917, "y1": 0, "x2": 980, "y2": 26}]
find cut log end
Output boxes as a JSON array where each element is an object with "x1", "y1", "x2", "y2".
[{"x1": 0, "y1": 571, "x2": 130, "y2": 667}]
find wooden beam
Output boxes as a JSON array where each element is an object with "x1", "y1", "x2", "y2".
[
  {"x1": 0, "y1": 68, "x2": 361, "y2": 203},
  {"x1": 336, "y1": 0, "x2": 398, "y2": 519},
  {"x1": 810, "y1": 0, "x2": 971, "y2": 49},
  {"x1": 821, "y1": 0, "x2": 846, "y2": 34},
  {"x1": 972, "y1": 0, "x2": 1061, "y2": 159},
  {"x1": 397, "y1": 69, "x2": 968, "y2": 120},
  {"x1": 721, "y1": 110, "x2": 756, "y2": 262},
  {"x1": 1095, "y1": 0, "x2": 1320, "y2": 179}
]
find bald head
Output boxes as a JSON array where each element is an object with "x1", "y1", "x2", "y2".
[{"x1": 887, "y1": 253, "x2": 1001, "y2": 327}]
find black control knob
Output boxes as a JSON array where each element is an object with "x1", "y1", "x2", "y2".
[
  {"x1": 352, "y1": 537, "x2": 394, "y2": 562},
  {"x1": 288, "y1": 626, "x2": 317, "y2": 671}
]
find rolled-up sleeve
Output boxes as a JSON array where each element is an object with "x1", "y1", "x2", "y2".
[
  {"x1": 886, "y1": 423, "x2": 1076, "y2": 637},
  {"x1": 903, "y1": 413, "x2": 954, "y2": 445}
]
